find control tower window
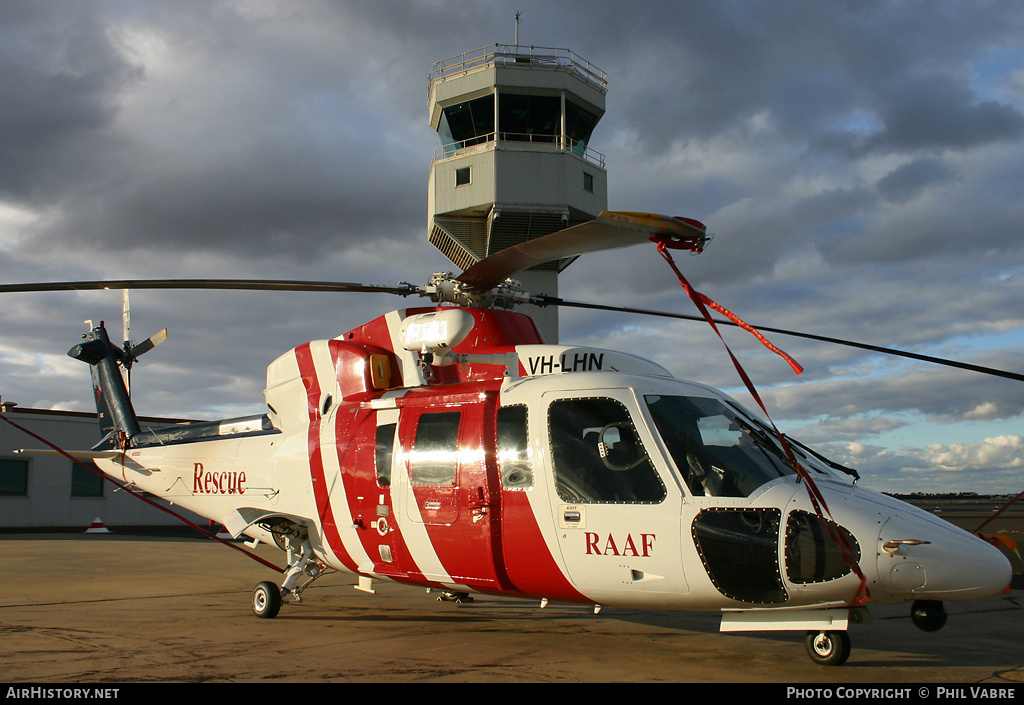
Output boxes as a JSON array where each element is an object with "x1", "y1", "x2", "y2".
[
  {"x1": 439, "y1": 96, "x2": 495, "y2": 150},
  {"x1": 565, "y1": 100, "x2": 598, "y2": 155},
  {"x1": 499, "y1": 94, "x2": 559, "y2": 143}
]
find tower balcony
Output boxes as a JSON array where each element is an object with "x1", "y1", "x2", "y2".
[{"x1": 432, "y1": 130, "x2": 606, "y2": 169}]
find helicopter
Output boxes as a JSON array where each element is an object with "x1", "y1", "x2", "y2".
[{"x1": 3, "y1": 210, "x2": 1014, "y2": 667}]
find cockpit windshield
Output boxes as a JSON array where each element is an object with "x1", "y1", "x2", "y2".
[{"x1": 644, "y1": 395, "x2": 795, "y2": 497}]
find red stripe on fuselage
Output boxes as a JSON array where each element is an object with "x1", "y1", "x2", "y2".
[
  {"x1": 501, "y1": 490, "x2": 588, "y2": 604},
  {"x1": 294, "y1": 343, "x2": 359, "y2": 573}
]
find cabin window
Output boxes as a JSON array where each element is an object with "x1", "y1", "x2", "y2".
[
  {"x1": 375, "y1": 423, "x2": 397, "y2": 487},
  {"x1": 455, "y1": 167, "x2": 471, "y2": 186},
  {"x1": 497, "y1": 405, "x2": 533, "y2": 490},
  {"x1": 548, "y1": 397, "x2": 665, "y2": 504},
  {"x1": 409, "y1": 412, "x2": 460, "y2": 486},
  {"x1": 784, "y1": 510, "x2": 861, "y2": 584},
  {"x1": 583, "y1": 172, "x2": 594, "y2": 193},
  {"x1": 0, "y1": 458, "x2": 28, "y2": 496},
  {"x1": 644, "y1": 395, "x2": 794, "y2": 497},
  {"x1": 692, "y1": 508, "x2": 787, "y2": 604}
]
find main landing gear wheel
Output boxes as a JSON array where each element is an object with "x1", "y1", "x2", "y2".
[
  {"x1": 436, "y1": 591, "x2": 473, "y2": 603},
  {"x1": 805, "y1": 630, "x2": 851, "y2": 666},
  {"x1": 252, "y1": 581, "x2": 282, "y2": 619}
]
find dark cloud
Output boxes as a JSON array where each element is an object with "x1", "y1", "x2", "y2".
[
  {"x1": 866, "y1": 74, "x2": 1024, "y2": 152},
  {"x1": 877, "y1": 157, "x2": 957, "y2": 203},
  {"x1": 2, "y1": 1, "x2": 1024, "y2": 493},
  {"x1": 0, "y1": 1, "x2": 141, "y2": 201}
]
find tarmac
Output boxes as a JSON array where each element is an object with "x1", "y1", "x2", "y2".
[{"x1": 0, "y1": 530, "x2": 1021, "y2": 685}]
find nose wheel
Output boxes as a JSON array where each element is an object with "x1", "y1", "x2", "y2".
[
  {"x1": 911, "y1": 600, "x2": 947, "y2": 632},
  {"x1": 805, "y1": 630, "x2": 851, "y2": 666}
]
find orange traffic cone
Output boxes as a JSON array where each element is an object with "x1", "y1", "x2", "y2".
[{"x1": 84, "y1": 517, "x2": 111, "y2": 534}]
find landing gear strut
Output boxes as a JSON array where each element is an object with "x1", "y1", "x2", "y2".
[{"x1": 250, "y1": 522, "x2": 328, "y2": 618}]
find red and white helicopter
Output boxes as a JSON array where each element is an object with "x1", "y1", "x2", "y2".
[{"x1": 4, "y1": 211, "x2": 1015, "y2": 667}]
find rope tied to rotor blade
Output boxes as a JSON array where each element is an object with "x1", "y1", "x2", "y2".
[
  {"x1": 0, "y1": 412, "x2": 285, "y2": 574},
  {"x1": 650, "y1": 235, "x2": 869, "y2": 607}
]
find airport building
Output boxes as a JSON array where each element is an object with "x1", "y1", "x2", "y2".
[{"x1": 0, "y1": 406, "x2": 202, "y2": 529}]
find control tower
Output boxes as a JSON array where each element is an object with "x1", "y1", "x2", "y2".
[{"x1": 427, "y1": 44, "x2": 608, "y2": 342}]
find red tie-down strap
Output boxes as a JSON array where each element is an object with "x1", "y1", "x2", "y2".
[{"x1": 651, "y1": 235, "x2": 870, "y2": 607}]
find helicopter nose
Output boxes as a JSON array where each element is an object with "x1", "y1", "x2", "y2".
[{"x1": 876, "y1": 511, "x2": 1011, "y2": 602}]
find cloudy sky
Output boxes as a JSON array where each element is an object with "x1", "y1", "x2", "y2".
[{"x1": 1, "y1": 0, "x2": 1023, "y2": 495}]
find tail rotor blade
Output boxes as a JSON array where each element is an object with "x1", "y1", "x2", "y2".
[{"x1": 128, "y1": 329, "x2": 168, "y2": 361}]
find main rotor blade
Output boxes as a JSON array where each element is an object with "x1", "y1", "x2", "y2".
[
  {"x1": 456, "y1": 211, "x2": 707, "y2": 292},
  {"x1": 0, "y1": 279, "x2": 417, "y2": 296},
  {"x1": 545, "y1": 296, "x2": 1024, "y2": 383}
]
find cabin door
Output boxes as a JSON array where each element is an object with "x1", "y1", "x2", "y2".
[
  {"x1": 398, "y1": 397, "x2": 505, "y2": 591},
  {"x1": 543, "y1": 390, "x2": 689, "y2": 602}
]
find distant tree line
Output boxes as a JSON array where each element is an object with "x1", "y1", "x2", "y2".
[{"x1": 886, "y1": 491, "x2": 1012, "y2": 500}]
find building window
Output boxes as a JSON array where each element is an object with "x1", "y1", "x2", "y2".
[
  {"x1": 499, "y1": 94, "x2": 559, "y2": 143},
  {"x1": 71, "y1": 462, "x2": 105, "y2": 498},
  {"x1": 455, "y1": 167, "x2": 471, "y2": 186},
  {"x1": 583, "y1": 172, "x2": 594, "y2": 192},
  {"x1": 0, "y1": 458, "x2": 29, "y2": 496},
  {"x1": 565, "y1": 100, "x2": 599, "y2": 154},
  {"x1": 439, "y1": 96, "x2": 495, "y2": 150}
]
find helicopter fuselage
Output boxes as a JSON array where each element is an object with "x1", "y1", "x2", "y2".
[{"x1": 94, "y1": 306, "x2": 1011, "y2": 623}]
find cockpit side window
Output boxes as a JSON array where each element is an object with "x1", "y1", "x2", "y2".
[
  {"x1": 644, "y1": 395, "x2": 793, "y2": 497},
  {"x1": 548, "y1": 397, "x2": 666, "y2": 504}
]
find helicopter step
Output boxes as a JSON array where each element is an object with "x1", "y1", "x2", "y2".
[{"x1": 720, "y1": 606, "x2": 869, "y2": 666}]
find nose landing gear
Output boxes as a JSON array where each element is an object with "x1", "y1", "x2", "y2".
[
  {"x1": 805, "y1": 630, "x2": 852, "y2": 666},
  {"x1": 911, "y1": 599, "x2": 947, "y2": 632}
]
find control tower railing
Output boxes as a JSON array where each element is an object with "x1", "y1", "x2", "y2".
[
  {"x1": 429, "y1": 44, "x2": 608, "y2": 95},
  {"x1": 432, "y1": 130, "x2": 606, "y2": 169}
]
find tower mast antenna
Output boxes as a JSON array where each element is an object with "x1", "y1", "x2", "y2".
[{"x1": 515, "y1": 11, "x2": 521, "y2": 46}]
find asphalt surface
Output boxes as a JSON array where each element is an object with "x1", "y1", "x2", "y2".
[{"x1": 0, "y1": 531, "x2": 1021, "y2": 685}]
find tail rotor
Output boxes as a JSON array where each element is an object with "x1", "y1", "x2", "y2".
[{"x1": 119, "y1": 290, "x2": 167, "y2": 396}]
